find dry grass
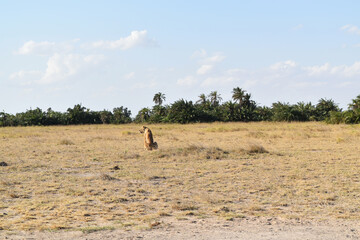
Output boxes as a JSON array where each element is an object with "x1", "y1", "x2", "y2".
[
  {"x1": 0, "y1": 122, "x2": 360, "y2": 231},
  {"x1": 248, "y1": 143, "x2": 268, "y2": 154}
]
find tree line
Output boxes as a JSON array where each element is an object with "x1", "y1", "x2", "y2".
[{"x1": 1, "y1": 88, "x2": 359, "y2": 126}]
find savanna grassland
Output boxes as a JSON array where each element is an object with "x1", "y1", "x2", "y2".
[{"x1": 0, "y1": 122, "x2": 359, "y2": 232}]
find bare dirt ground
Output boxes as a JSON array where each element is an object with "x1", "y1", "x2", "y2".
[{"x1": 1, "y1": 217, "x2": 359, "y2": 240}]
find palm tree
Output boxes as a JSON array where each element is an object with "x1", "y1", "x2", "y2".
[
  {"x1": 243, "y1": 93, "x2": 252, "y2": 106},
  {"x1": 294, "y1": 101, "x2": 315, "y2": 121},
  {"x1": 348, "y1": 95, "x2": 360, "y2": 111},
  {"x1": 153, "y1": 92, "x2": 166, "y2": 106},
  {"x1": 232, "y1": 87, "x2": 246, "y2": 106},
  {"x1": 315, "y1": 98, "x2": 340, "y2": 121},
  {"x1": 196, "y1": 93, "x2": 207, "y2": 105},
  {"x1": 135, "y1": 107, "x2": 151, "y2": 122},
  {"x1": 208, "y1": 91, "x2": 222, "y2": 107}
]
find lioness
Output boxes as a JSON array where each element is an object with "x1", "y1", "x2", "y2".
[{"x1": 139, "y1": 126, "x2": 158, "y2": 150}]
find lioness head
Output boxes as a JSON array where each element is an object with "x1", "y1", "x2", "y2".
[{"x1": 139, "y1": 126, "x2": 147, "y2": 134}]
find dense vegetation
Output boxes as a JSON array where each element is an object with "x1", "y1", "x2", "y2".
[{"x1": 1, "y1": 88, "x2": 359, "y2": 126}]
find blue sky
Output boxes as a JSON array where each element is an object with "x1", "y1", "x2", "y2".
[{"x1": 1, "y1": 1, "x2": 359, "y2": 114}]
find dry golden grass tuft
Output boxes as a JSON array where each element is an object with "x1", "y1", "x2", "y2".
[
  {"x1": 155, "y1": 144, "x2": 229, "y2": 160},
  {"x1": 0, "y1": 122, "x2": 360, "y2": 231},
  {"x1": 59, "y1": 139, "x2": 75, "y2": 145},
  {"x1": 247, "y1": 143, "x2": 268, "y2": 154}
]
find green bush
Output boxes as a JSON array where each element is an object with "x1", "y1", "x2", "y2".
[{"x1": 0, "y1": 91, "x2": 359, "y2": 126}]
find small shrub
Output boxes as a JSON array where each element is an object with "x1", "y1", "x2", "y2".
[
  {"x1": 247, "y1": 131, "x2": 267, "y2": 138},
  {"x1": 172, "y1": 203, "x2": 199, "y2": 211},
  {"x1": 59, "y1": 139, "x2": 74, "y2": 145},
  {"x1": 101, "y1": 173, "x2": 116, "y2": 181},
  {"x1": 148, "y1": 176, "x2": 166, "y2": 180},
  {"x1": 167, "y1": 144, "x2": 229, "y2": 160},
  {"x1": 326, "y1": 111, "x2": 344, "y2": 124},
  {"x1": 149, "y1": 221, "x2": 161, "y2": 228},
  {"x1": 0, "y1": 161, "x2": 8, "y2": 167},
  {"x1": 248, "y1": 144, "x2": 268, "y2": 154},
  {"x1": 205, "y1": 147, "x2": 229, "y2": 160},
  {"x1": 158, "y1": 212, "x2": 171, "y2": 217},
  {"x1": 9, "y1": 193, "x2": 19, "y2": 198},
  {"x1": 121, "y1": 131, "x2": 134, "y2": 135},
  {"x1": 80, "y1": 226, "x2": 115, "y2": 233},
  {"x1": 248, "y1": 205, "x2": 265, "y2": 211}
]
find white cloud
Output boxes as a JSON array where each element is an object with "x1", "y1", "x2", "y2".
[
  {"x1": 16, "y1": 40, "x2": 74, "y2": 56},
  {"x1": 226, "y1": 68, "x2": 247, "y2": 75},
  {"x1": 191, "y1": 50, "x2": 225, "y2": 63},
  {"x1": 304, "y1": 62, "x2": 360, "y2": 77},
  {"x1": 17, "y1": 41, "x2": 56, "y2": 55},
  {"x1": 190, "y1": 51, "x2": 225, "y2": 77},
  {"x1": 304, "y1": 63, "x2": 330, "y2": 76},
  {"x1": 331, "y1": 62, "x2": 360, "y2": 77},
  {"x1": 91, "y1": 30, "x2": 157, "y2": 50},
  {"x1": 294, "y1": 81, "x2": 327, "y2": 88},
  {"x1": 124, "y1": 72, "x2": 135, "y2": 79},
  {"x1": 132, "y1": 80, "x2": 157, "y2": 89},
  {"x1": 197, "y1": 64, "x2": 213, "y2": 75},
  {"x1": 92, "y1": 86, "x2": 117, "y2": 97},
  {"x1": 9, "y1": 70, "x2": 42, "y2": 80},
  {"x1": 9, "y1": 70, "x2": 42, "y2": 86},
  {"x1": 341, "y1": 24, "x2": 360, "y2": 35},
  {"x1": 270, "y1": 60, "x2": 296, "y2": 71},
  {"x1": 292, "y1": 24, "x2": 304, "y2": 30},
  {"x1": 266, "y1": 60, "x2": 360, "y2": 79},
  {"x1": 337, "y1": 81, "x2": 353, "y2": 87},
  {"x1": 201, "y1": 76, "x2": 235, "y2": 87},
  {"x1": 40, "y1": 53, "x2": 104, "y2": 84},
  {"x1": 177, "y1": 76, "x2": 197, "y2": 86},
  {"x1": 13, "y1": 39, "x2": 106, "y2": 85},
  {"x1": 191, "y1": 49, "x2": 207, "y2": 58},
  {"x1": 205, "y1": 53, "x2": 225, "y2": 63}
]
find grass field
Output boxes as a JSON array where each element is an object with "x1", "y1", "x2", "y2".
[{"x1": 0, "y1": 122, "x2": 359, "y2": 231}]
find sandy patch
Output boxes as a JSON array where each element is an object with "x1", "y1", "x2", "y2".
[{"x1": 1, "y1": 217, "x2": 359, "y2": 240}]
